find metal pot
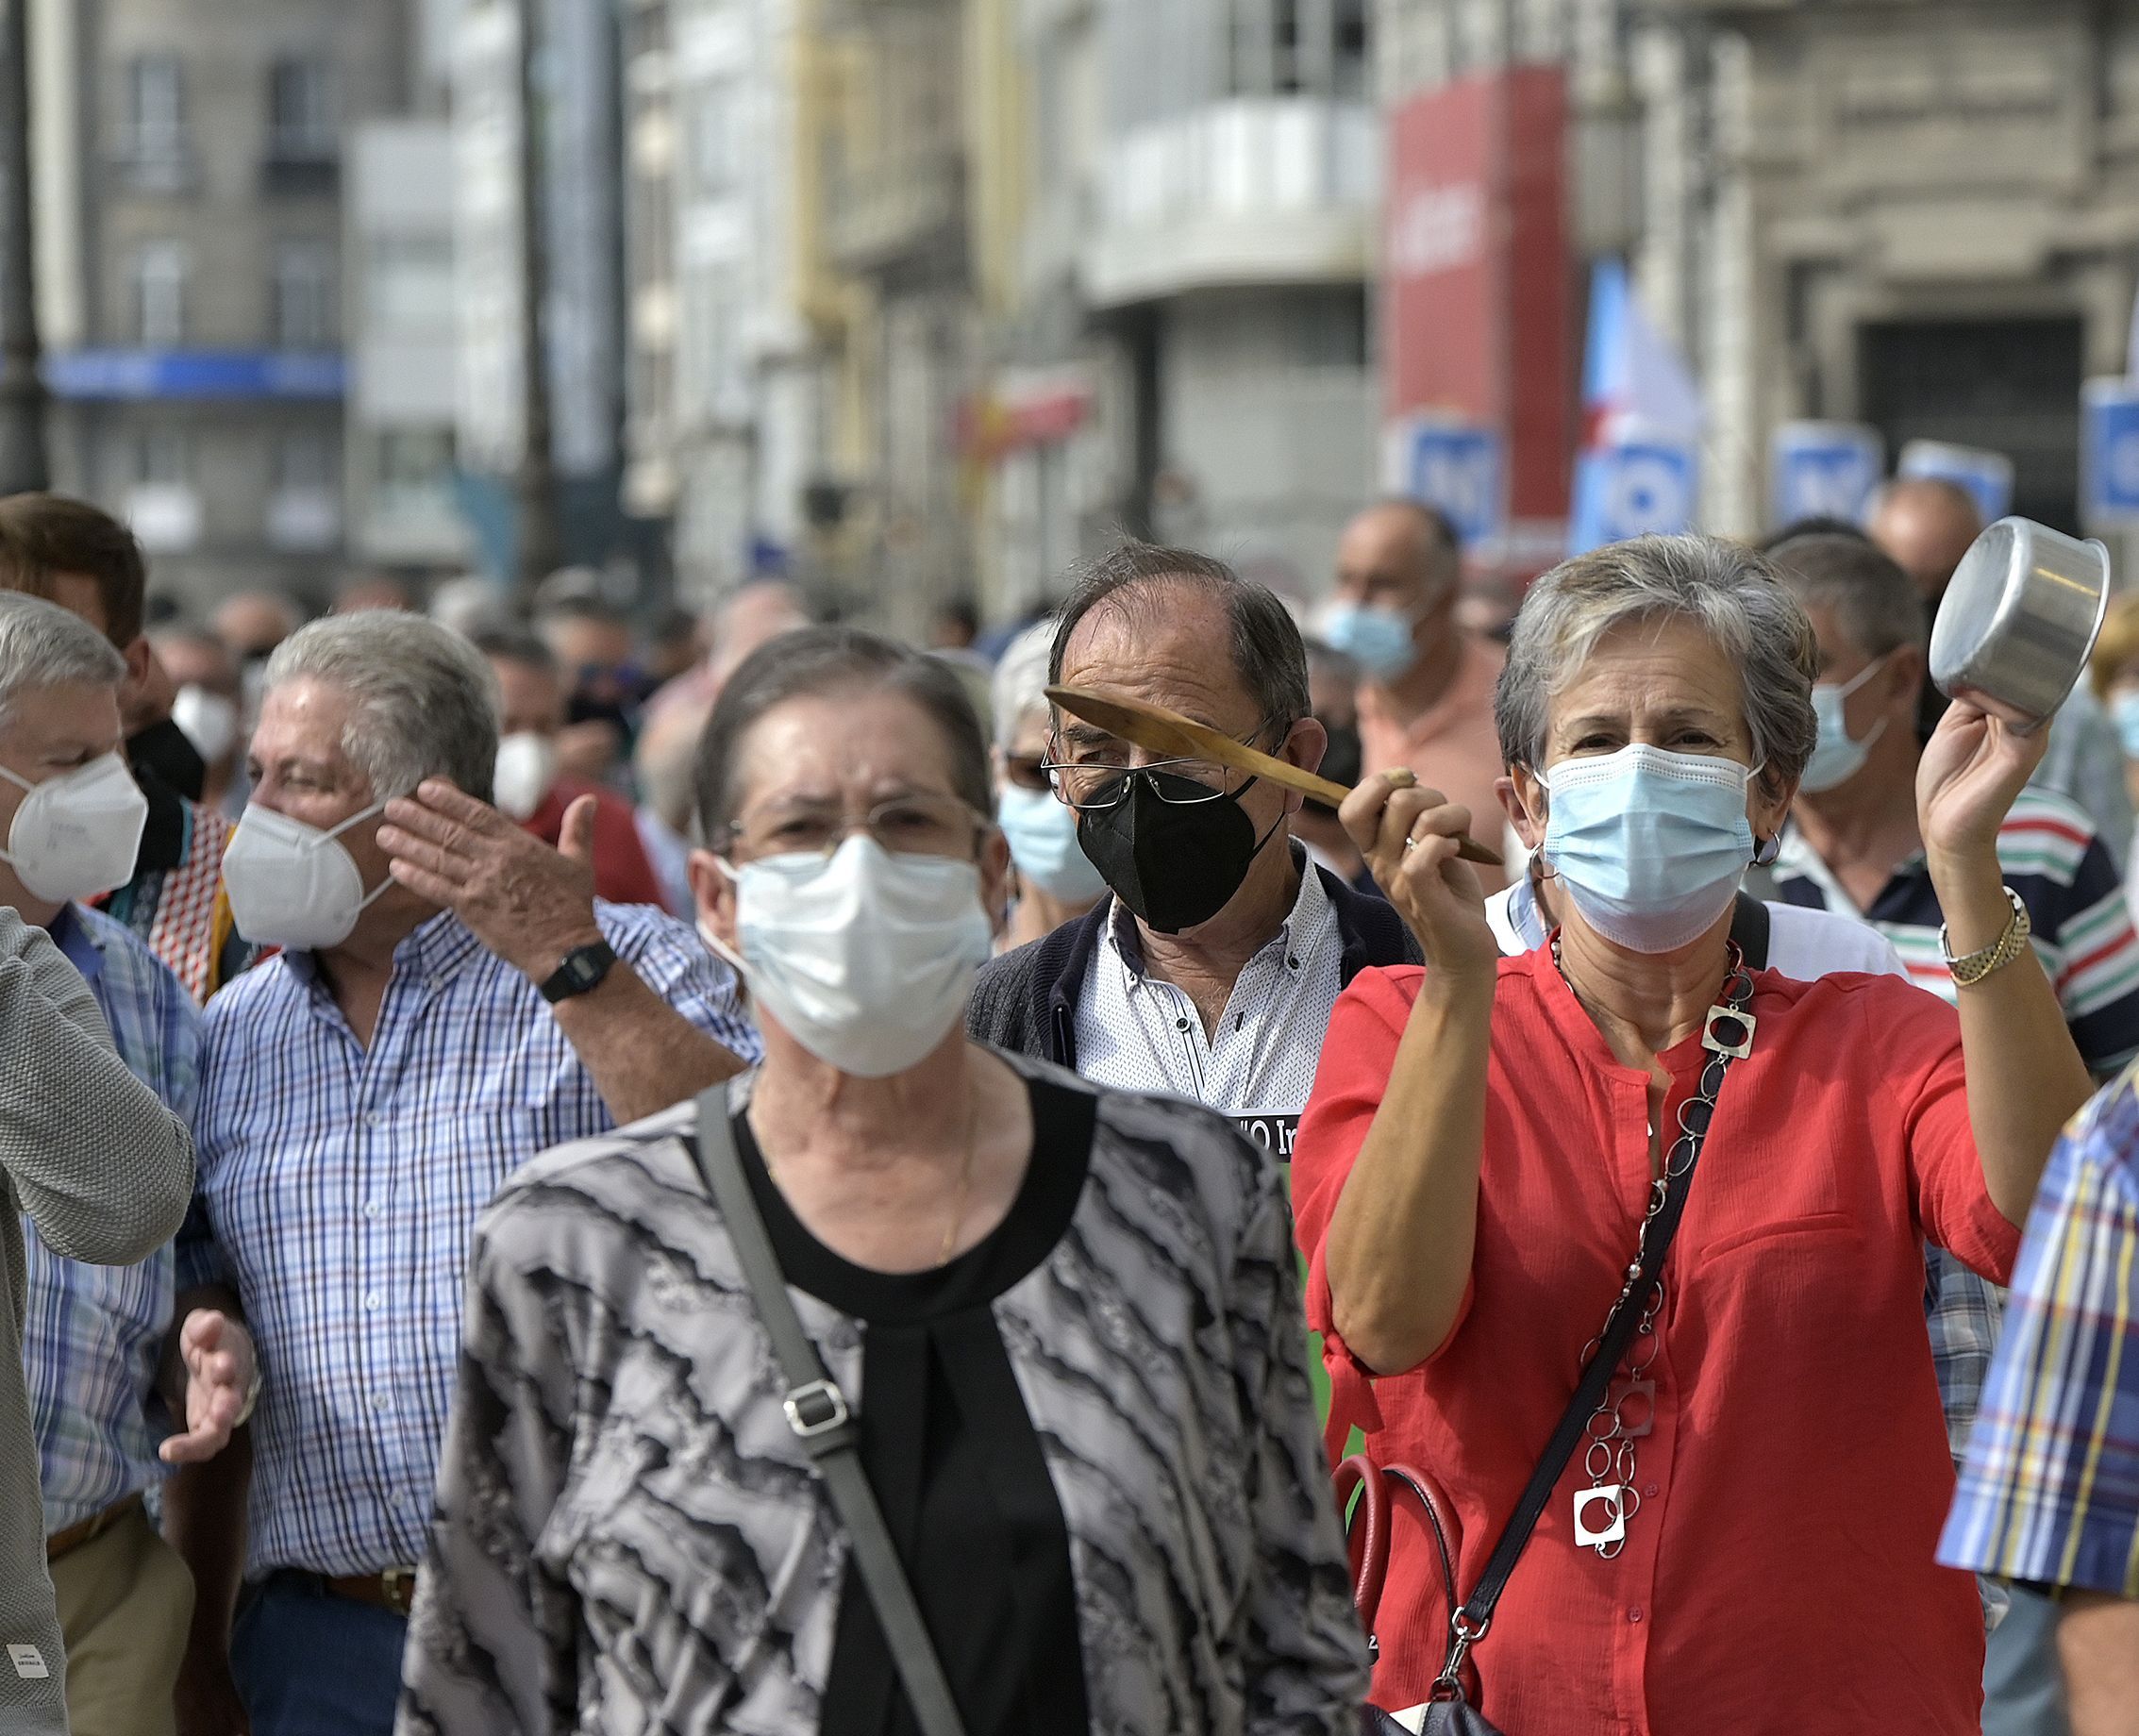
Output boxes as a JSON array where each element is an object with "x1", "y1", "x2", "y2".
[{"x1": 1928, "y1": 517, "x2": 2111, "y2": 734}]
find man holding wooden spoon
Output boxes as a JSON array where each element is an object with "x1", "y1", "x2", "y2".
[{"x1": 967, "y1": 542, "x2": 1420, "y2": 1162}]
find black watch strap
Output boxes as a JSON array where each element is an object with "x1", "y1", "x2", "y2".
[{"x1": 539, "y1": 939, "x2": 617, "y2": 1004}]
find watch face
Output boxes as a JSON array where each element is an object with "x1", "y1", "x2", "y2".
[{"x1": 565, "y1": 954, "x2": 598, "y2": 990}]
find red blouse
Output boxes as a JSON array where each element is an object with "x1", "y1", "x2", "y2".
[{"x1": 1293, "y1": 950, "x2": 2020, "y2": 1735}]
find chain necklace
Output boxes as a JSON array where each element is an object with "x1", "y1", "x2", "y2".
[{"x1": 1551, "y1": 933, "x2": 1757, "y2": 1559}]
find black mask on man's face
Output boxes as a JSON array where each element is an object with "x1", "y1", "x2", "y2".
[
  {"x1": 1076, "y1": 768, "x2": 1280, "y2": 934},
  {"x1": 127, "y1": 717, "x2": 206, "y2": 805}
]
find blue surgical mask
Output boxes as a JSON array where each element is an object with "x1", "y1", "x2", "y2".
[
  {"x1": 996, "y1": 783, "x2": 1107, "y2": 903},
  {"x1": 1540, "y1": 744, "x2": 1757, "y2": 954},
  {"x1": 1321, "y1": 601, "x2": 1419, "y2": 683},
  {"x1": 1798, "y1": 654, "x2": 1891, "y2": 794},
  {"x1": 2114, "y1": 691, "x2": 2139, "y2": 761}
]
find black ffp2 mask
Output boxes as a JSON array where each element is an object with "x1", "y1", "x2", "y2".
[{"x1": 1076, "y1": 768, "x2": 1281, "y2": 934}]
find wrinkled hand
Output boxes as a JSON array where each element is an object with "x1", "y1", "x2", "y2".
[
  {"x1": 379, "y1": 779, "x2": 604, "y2": 981},
  {"x1": 159, "y1": 1310, "x2": 256, "y2": 1466},
  {"x1": 1343, "y1": 769, "x2": 1498, "y2": 983},
  {"x1": 1916, "y1": 699, "x2": 2051, "y2": 869},
  {"x1": 174, "y1": 1640, "x2": 251, "y2": 1736}
]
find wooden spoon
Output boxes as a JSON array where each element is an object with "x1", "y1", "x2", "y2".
[{"x1": 1044, "y1": 684, "x2": 1504, "y2": 867}]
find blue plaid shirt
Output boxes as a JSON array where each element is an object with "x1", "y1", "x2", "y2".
[
  {"x1": 23, "y1": 903, "x2": 201, "y2": 1531},
  {"x1": 181, "y1": 902, "x2": 759, "y2": 1579},
  {"x1": 1942, "y1": 1066, "x2": 2139, "y2": 1595}
]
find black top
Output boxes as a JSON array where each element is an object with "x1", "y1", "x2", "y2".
[
  {"x1": 733, "y1": 1075, "x2": 1098, "y2": 1736},
  {"x1": 964, "y1": 847, "x2": 1423, "y2": 1070}
]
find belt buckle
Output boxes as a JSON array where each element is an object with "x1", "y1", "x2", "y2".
[{"x1": 380, "y1": 1567, "x2": 418, "y2": 1616}]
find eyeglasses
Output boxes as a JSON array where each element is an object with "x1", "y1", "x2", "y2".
[
  {"x1": 1042, "y1": 723, "x2": 1275, "y2": 812},
  {"x1": 1002, "y1": 752, "x2": 1049, "y2": 793},
  {"x1": 723, "y1": 791, "x2": 987, "y2": 861}
]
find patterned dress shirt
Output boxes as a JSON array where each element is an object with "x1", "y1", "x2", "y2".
[
  {"x1": 181, "y1": 902, "x2": 759, "y2": 1580},
  {"x1": 22, "y1": 902, "x2": 201, "y2": 1531},
  {"x1": 1942, "y1": 1064, "x2": 2139, "y2": 1595}
]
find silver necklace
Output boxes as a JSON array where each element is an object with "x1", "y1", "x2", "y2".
[{"x1": 1551, "y1": 935, "x2": 1756, "y2": 1558}]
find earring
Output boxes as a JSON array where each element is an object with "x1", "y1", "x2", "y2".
[{"x1": 1751, "y1": 834, "x2": 1780, "y2": 867}]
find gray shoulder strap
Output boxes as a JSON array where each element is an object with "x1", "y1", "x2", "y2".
[{"x1": 691, "y1": 1087, "x2": 970, "y2": 1736}]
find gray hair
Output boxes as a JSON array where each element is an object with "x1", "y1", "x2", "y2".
[
  {"x1": 991, "y1": 620, "x2": 1056, "y2": 750},
  {"x1": 1763, "y1": 532, "x2": 1928, "y2": 659},
  {"x1": 265, "y1": 612, "x2": 500, "y2": 803},
  {"x1": 1496, "y1": 534, "x2": 1818, "y2": 788},
  {"x1": 0, "y1": 591, "x2": 126, "y2": 729},
  {"x1": 1049, "y1": 542, "x2": 1311, "y2": 734}
]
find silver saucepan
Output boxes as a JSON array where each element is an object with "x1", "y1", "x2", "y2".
[{"x1": 1929, "y1": 516, "x2": 2111, "y2": 734}]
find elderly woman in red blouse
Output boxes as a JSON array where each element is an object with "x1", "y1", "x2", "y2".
[{"x1": 1294, "y1": 535, "x2": 2093, "y2": 1734}]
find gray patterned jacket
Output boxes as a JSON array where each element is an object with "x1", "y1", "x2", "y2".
[
  {"x1": 0, "y1": 907, "x2": 196, "y2": 1735},
  {"x1": 396, "y1": 1054, "x2": 1370, "y2": 1735}
]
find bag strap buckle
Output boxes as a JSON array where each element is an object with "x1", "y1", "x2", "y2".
[{"x1": 782, "y1": 1377, "x2": 851, "y2": 1441}]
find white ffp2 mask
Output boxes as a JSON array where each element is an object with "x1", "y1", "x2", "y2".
[
  {"x1": 222, "y1": 802, "x2": 391, "y2": 950},
  {"x1": 0, "y1": 752, "x2": 148, "y2": 902},
  {"x1": 492, "y1": 731, "x2": 559, "y2": 822},
  {"x1": 721, "y1": 833, "x2": 993, "y2": 1077}
]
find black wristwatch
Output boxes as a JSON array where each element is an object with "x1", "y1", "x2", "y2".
[{"x1": 539, "y1": 939, "x2": 617, "y2": 1004}]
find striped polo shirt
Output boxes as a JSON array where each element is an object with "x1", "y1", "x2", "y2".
[{"x1": 1773, "y1": 789, "x2": 2139, "y2": 1077}]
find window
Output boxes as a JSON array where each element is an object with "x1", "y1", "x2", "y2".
[
  {"x1": 268, "y1": 58, "x2": 335, "y2": 162},
  {"x1": 686, "y1": 80, "x2": 743, "y2": 200},
  {"x1": 131, "y1": 428, "x2": 189, "y2": 488},
  {"x1": 121, "y1": 55, "x2": 186, "y2": 172},
  {"x1": 272, "y1": 242, "x2": 336, "y2": 347},
  {"x1": 369, "y1": 236, "x2": 455, "y2": 338},
  {"x1": 131, "y1": 243, "x2": 188, "y2": 348},
  {"x1": 275, "y1": 429, "x2": 338, "y2": 492}
]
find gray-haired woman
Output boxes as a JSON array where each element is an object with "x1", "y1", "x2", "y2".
[
  {"x1": 1293, "y1": 536, "x2": 2092, "y2": 1734},
  {"x1": 396, "y1": 626, "x2": 1370, "y2": 1735}
]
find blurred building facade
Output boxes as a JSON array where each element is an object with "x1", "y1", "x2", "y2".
[
  {"x1": 30, "y1": 0, "x2": 410, "y2": 610},
  {"x1": 1377, "y1": 0, "x2": 2139, "y2": 538}
]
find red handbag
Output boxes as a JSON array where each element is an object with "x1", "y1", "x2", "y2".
[{"x1": 1334, "y1": 1455, "x2": 1481, "y2": 1707}]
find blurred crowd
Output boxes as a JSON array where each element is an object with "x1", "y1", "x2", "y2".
[{"x1": 4, "y1": 478, "x2": 2139, "y2": 1736}]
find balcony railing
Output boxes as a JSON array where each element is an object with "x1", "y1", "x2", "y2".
[{"x1": 1085, "y1": 97, "x2": 1377, "y2": 306}]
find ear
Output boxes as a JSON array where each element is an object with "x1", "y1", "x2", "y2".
[
  {"x1": 1503, "y1": 766, "x2": 1548, "y2": 851},
  {"x1": 976, "y1": 822, "x2": 1013, "y2": 925},
  {"x1": 688, "y1": 848, "x2": 738, "y2": 951},
  {"x1": 120, "y1": 636, "x2": 165, "y2": 730},
  {"x1": 1885, "y1": 643, "x2": 1927, "y2": 712},
  {"x1": 1271, "y1": 714, "x2": 1329, "y2": 820},
  {"x1": 1748, "y1": 767, "x2": 1797, "y2": 852}
]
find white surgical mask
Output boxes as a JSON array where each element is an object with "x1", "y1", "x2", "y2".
[
  {"x1": 171, "y1": 686, "x2": 240, "y2": 765},
  {"x1": 1797, "y1": 655, "x2": 1891, "y2": 794},
  {"x1": 492, "y1": 731, "x2": 559, "y2": 822},
  {"x1": 222, "y1": 802, "x2": 390, "y2": 950},
  {"x1": 716, "y1": 833, "x2": 993, "y2": 1077},
  {"x1": 0, "y1": 752, "x2": 148, "y2": 903}
]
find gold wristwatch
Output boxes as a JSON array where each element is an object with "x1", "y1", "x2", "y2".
[{"x1": 1940, "y1": 887, "x2": 2031, "y2": 989}]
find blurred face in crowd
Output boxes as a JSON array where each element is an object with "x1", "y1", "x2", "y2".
[
  {"x1": 1868, "y1": 481, "x2": 1981, "y2": 603},
  {"x1": 245, "y1": 676, "x2": 399, "y2": 926},
  {"x1": 214, "y1": 592, "x2": 299, "y2": 662},
  {"x1": 543, "y1": 612, "x2": 640, "y2": 709},
  {"x1": 1794, "y1": 599, "x2": 1923, "y2": 794},
  {"x1": 490, "y1": 656, "x2": 568, "y2": 741},
  {"x1": 0, "y1": 677, "x2": 125, "y2": 920},
  {"x1": 155, "y1": 628, "x2": 244, "y2": 777},
  {"x1": 1331, "y1": 504, "x2": 1459, "y2": 680},
  {"x1": 691, "y1": 685, "x2": 1010, "y2": 957}
]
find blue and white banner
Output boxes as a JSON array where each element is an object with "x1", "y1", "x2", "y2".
[
  {"x1": 44, "y1": 350, "x2": 346, "y2": 401},
  {"x1": 1769, "y1": 422, "x2": 1883, "y2": 528},
  {"x1": 1569, "y1": 433, "x2": 1699, "y2": 554},
  {"x1": 1383, "y1": 417, "x2": 1505, "y2": 550},
  {"x1": 2083, "y1": 377, "x2": 2139, "y2": 526},
  {"x1": 1897, "y1": 439, "x2": 2014, "y2": 526}
]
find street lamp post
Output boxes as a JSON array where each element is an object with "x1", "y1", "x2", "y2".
[
  {"x1": 512, "y1": 0, "x2": 560, "y2": 595},
  {"x1": 0, "y1": 0, "x2": 47, "y2": 495}
]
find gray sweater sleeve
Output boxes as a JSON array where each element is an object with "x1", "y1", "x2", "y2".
[{"x1": 0, "y1": 906, "x2": 194, "y2": 1266}]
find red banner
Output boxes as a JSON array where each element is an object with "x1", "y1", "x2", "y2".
[{"x1": 1382, "y1": 67, "x2": 1572, "y2": 539}]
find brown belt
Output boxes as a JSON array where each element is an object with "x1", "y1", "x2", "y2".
[
  {"x1": 46, "y1": 1493, "x2": 142, "y2": 1562},
  {"x1": 321, "y1": 1567, "x2": 420, "y2": 1617}
]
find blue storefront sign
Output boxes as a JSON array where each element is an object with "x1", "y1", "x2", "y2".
[
  {"x1": 1387, "y1": 418, "x2": 1505, "y2": 550},
  {"x1": 2083, "y1": 378, "x2": 2139, "y2": 526},
  {"x1": 1770, "y1": 422, "x2": 1883, "y2": 527},
  {"x1": 43, "y1": 350, "x2": 346, "y2": 402}
]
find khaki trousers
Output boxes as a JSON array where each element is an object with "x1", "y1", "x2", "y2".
[{"x1": 47, "y1": 1502, "x2": 193, "y2": 1736}]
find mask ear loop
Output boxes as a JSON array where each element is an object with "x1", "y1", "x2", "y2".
[{"x1": 696, "y1": 855, "x2": 753, "y2": 981}]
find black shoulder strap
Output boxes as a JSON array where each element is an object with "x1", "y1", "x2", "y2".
[
  {"x1": 1729, "y1": 892, "x2": 1771, "y2": 972},
  {"x1": 690, "y1": 1088, "x2": 970, "y2": 1736}
]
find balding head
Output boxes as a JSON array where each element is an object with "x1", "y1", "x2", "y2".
[
  {"x1": 1868, "y1": 477, "x2": 1982, "y2": 603},
  {"x1": 1335, "y1": 500, "x2": 1460, "y2": 614},
  {"x1": 214, "y1": 591, "x2": 301, "y2": 660}
]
